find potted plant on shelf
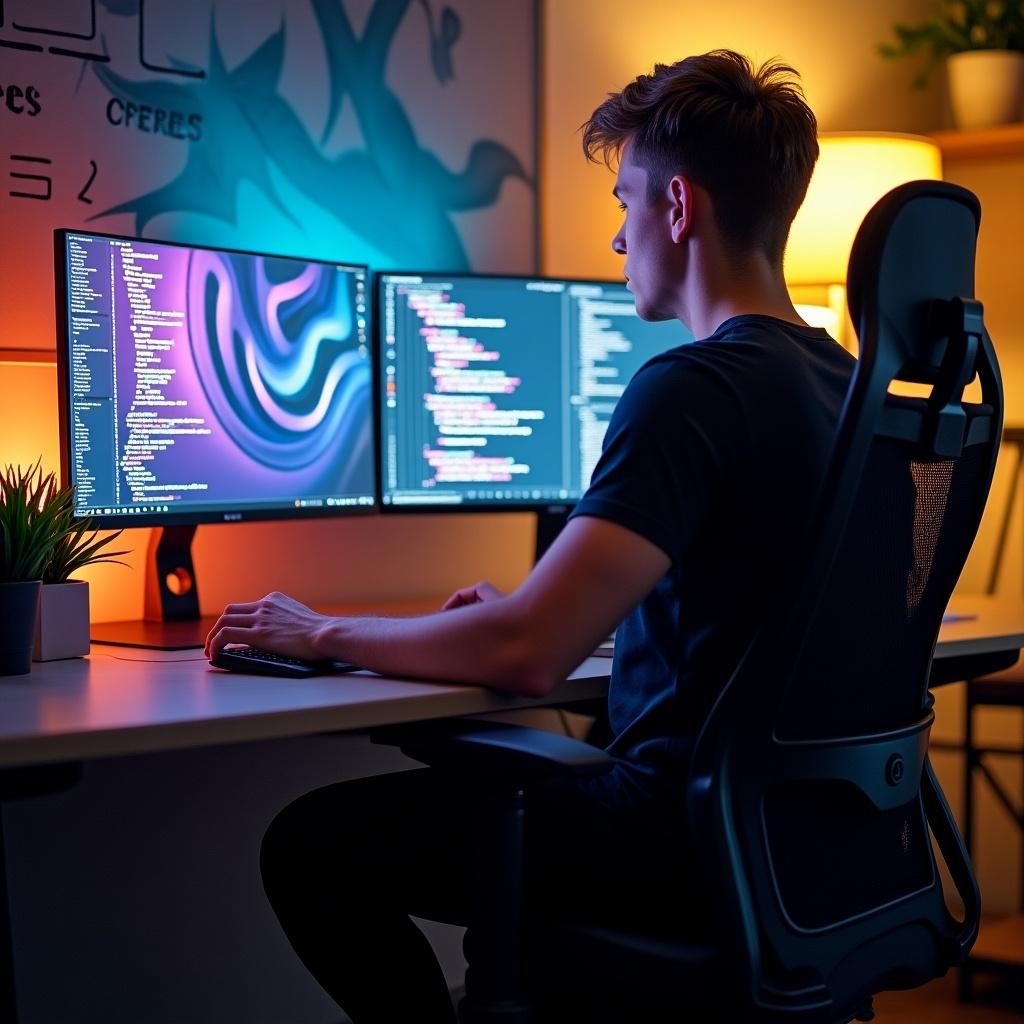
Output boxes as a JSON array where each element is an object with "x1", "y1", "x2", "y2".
[
  {"x1": 0, "y1": 462, "x2": 127, "y2": 674},
  {"x1": 879, "y1": 0, "x2": 1024, "y2": 129}
]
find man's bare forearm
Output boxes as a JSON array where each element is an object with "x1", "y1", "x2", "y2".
[{"x1": 313, "y1": 598, "x2": 556, "y2": 696}]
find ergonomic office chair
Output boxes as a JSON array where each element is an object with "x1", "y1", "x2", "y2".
[{"x1": 381, "y1": 180, "x2": 1003, "y2": 1023}]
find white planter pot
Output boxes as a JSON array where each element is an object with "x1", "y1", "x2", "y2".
[
  {"x1": 33, "y1": 580, "x2": 90, "y2": 662},
  {"x1": 947, "y1": 50, "x2": 1024, "y2": 130}
]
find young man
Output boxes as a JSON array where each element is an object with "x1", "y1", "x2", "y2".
[{"x1": 207, "y1": 50, "x2": 854, "y2": 1023}]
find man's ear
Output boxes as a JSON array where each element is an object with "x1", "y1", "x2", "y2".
[{"x1": 668, "y1": 175, "x2": 693, "y2": 244}]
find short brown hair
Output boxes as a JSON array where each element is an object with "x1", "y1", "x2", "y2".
[{"x1": 582, "y1": 50, "x2": 818, "y2": 264}]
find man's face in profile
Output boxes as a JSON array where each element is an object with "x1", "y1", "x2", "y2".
[{"x1": 610, "y1": 145, "x2": 679, "y2": 323}]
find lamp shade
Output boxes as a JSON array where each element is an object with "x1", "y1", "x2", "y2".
[{"x1": 784, "y1": 133, "x2": 942, "y2": 286}]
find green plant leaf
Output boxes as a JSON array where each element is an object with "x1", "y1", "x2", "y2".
[
  {"x1": 877, "y1": 0, "x2": 1024, "y2": 84},
  {"x1": 0, "y1": 462, "x2": 131, "y2": 583}
]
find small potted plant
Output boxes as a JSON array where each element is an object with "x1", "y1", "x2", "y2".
[
  {"x1": 879, "y1": 1, "x2": 1024, "y2": 129},
  {"x1": 0, "y1": 462, "x2": 127, "y2": 674},
  {"x1": 36, "y1": 474, "x2": 129, "y2": 662},
  {"x1": 1, "y1": 463, "x2": 64, "y2": 675}
]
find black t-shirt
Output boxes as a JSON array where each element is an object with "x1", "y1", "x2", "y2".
[{"x1": 569, "y1": 314, "x2": 856, "y2": 802}]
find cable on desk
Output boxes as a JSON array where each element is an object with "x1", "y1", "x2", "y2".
[{"x1": 93, "y1": 651, "x2": 210, "y2": 663}]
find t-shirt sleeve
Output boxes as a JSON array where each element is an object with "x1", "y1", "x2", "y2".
[{"x1": 568, "y1": 357, "x2": 731, "y2": 565}]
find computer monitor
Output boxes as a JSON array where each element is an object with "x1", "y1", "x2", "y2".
[
  {"x1": 377, "y1": 272, "x2": 694, "y2": 556},
  {"x1": 55, "y1": 229, "x2": 375, "y2": 648}
]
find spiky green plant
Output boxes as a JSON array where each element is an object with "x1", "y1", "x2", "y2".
[
  {"x1": 41, "y1": 486, "x2": 129, "y2": 584},
  {"x1": 0, "y1": 462, "x2": 63, "y2": 582},
  {"x1": 0, "y1": 462, "x2": 128, "y2": 584},
  {"x1": 879, "y1": 1, "x2": 1024, "y2": 87}
]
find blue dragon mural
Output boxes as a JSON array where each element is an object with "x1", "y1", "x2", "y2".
[{"x1": 91, "y1": 0, "x2": 533, "y2": 270}]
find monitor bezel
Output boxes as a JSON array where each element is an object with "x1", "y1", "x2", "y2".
[
  {"x1": 373, "y1": 268, "x2": 650, "y2": 516},
  {"x1": 54, "y1": 228, "x2": 378, "y2": 530}
]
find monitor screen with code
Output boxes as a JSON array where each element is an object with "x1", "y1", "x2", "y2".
[{"x1": 378, "y1": 272, "x2": 694, "y2": 509}]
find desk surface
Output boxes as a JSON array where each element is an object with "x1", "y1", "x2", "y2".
[
  {"x1": 0, "y1": 649, "x2": 611, "y2": 769},
  {"x1": 939, "y1": 595, "x2": 1024, "y2": 658},
  {"x1": 0, "y1": 596, "x2": 1020, "y2": 770}
]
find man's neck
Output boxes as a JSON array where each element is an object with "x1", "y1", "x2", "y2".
[
  {"x1": 680, "y1": 250, "x2": 807, "y2": 341},
  {"x1": 691, "y1": 294, "x2": 808, "y2": 340}
]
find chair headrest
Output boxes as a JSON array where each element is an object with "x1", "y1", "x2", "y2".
[{"x1": 846, "y1": 180, "x2": 981, "y2": 378}]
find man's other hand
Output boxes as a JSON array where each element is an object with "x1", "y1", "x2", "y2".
[{"x1": 441, "y1": 580, "x2": 504, "y2": 610}]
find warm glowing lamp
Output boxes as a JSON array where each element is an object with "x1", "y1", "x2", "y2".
[{"x1": 785, "y1": 133, "x2": 943, "y2": 348}]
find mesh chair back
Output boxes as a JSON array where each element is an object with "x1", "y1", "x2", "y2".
[{"x1": 689, "y1": 181, "x2": 1000, "y2": 1021}]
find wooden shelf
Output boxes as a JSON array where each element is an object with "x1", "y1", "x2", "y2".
[
  {"x1": 0, "y1": 349, "x2": 56, "y2": 365},
  {"x1": 931, "y1": 122, "x2": 1024, "y2": 160}
]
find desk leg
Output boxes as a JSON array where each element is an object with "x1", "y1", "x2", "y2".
[
  {"x1": 0, "y1": 809, "x2": 17, "y2": 1023},
  {"x1": 1020, "y1": 713, "x2": 1024, "y2": 915},
  {"x1": 960, "y1": 688, "x2": 976, "y2": 1003}
]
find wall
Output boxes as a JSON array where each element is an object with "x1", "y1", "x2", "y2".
[
  {"x1": 541, "y1": 0, "x2": 942, "y2": 280},
  {"x1": 944, "y1": 155, "x2": 1024, "y2": 426}
]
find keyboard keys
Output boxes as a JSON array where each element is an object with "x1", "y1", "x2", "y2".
[{"x1": 211, "y1": 645, "x2": 361, "y2": 678}]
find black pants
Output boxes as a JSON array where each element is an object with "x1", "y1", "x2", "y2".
[{"x1": 260, "y1": 765, "x2": 696, "y2": 1023}]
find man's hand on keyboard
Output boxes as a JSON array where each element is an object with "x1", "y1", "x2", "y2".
[
  {"x1": 441, "y1": 580, "x2": 504, "y2": 610},
  {"x1": 205, "y1": 591, "x2": 332, "y2": 662}
]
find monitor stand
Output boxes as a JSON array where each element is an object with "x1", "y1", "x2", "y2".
[
  {"x1": 534, "y1": 506, "x2": 572, "y2": 563},
  {"x1": 90, "y1": 525, "x2": 218, "y2": 650}
]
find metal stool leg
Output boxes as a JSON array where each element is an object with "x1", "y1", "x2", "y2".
[{"x1": 959, "y1": 687, "x2": 976, "y2": 1003}]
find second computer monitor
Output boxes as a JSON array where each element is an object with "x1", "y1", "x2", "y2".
[{"x1": 378, "y1": 273, "x2": 694, "y2": 509}]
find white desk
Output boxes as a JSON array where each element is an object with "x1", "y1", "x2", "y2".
[
  {"x1": 0, "y1": 651, "x2": 610, "y2": 769},
  {"x1": 0, "y1": 595, "x2": 1020, "y2": 770}
]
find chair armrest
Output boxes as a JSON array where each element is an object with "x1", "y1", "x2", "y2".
[{"x1": 373, "y1": 720, "x2": 615, "y2": 781}]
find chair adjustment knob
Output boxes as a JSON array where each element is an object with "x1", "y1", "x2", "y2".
[{"x1": 886, "y1": 754, "x2": 905, "y2": 787}]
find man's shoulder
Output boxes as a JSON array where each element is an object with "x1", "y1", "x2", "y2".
[
  {"x1": 616, "y1": 342, "x2": 748, "y2": 432},
  {"x1": 643, "y1": 316, "x2": 852, "y2": 377},
  {"x1": 632, "y1": 327, "x2": 788, "y2": 383},
  {"x1": 621, "y1": 318, "x2": 853, "y2": 428}
]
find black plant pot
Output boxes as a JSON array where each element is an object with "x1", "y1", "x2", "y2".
[{"x1": 0, "y1": 580, "x2": 42, "y2": 676}]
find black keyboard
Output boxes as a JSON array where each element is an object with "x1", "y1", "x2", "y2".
[{"x1": 210, "y1": 645, "x2": 362, "y2": 678}]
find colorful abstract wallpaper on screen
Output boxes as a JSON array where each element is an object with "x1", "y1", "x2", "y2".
[
  {"x1": 0, "y1": 0, "x2": 538, "y2": 354},
  {"x1": 64, "y1": 234, "x2": 377, "y2": 514}
]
